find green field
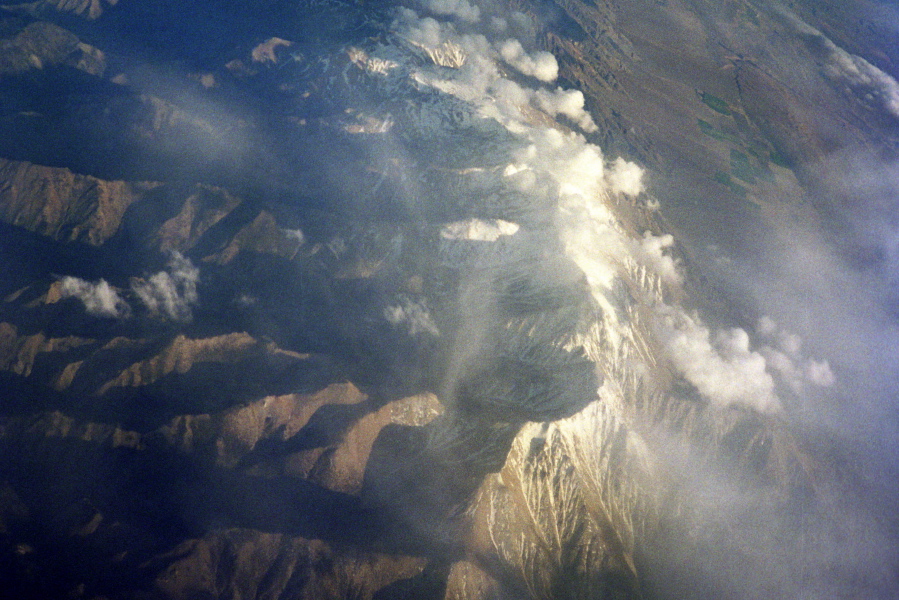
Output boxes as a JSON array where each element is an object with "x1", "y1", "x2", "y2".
[
  {"x1": 713, "y1": 170, "x2": 749, "y2": 197},
  {"x1": 698, "y1": 119, "x2": 740, "y2": 143},
  {"x1": 699, "y1": 91, "x2": 732, "y2": 115}
]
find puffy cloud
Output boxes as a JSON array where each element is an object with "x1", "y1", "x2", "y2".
[
  {"x1": 398, "y1": 8, "x2": 654, "y2": 310},
  {"x1": 779, "y1": 331, "x2": 802, "y2": 355},
  {"x1": 489, "y1": 77, "x2": 531, "y2": 109},
  {"x1": 756, "y1": 317, "x2": 836, "y2": 394},
  {"x1": 396, "y1": 11, "x2": 446, "y2": 48},
  {"x1": 497, "y1": 39, "x2": 558, "y2": 82},
  {"x1": 606, "y1": 157, "x2": 644, "y2": 197},
  {"x1": 59, "y1": 276, "x2": 130, "y2": 318},
  {"x1": 132, "y1": 252, "x2": 199, "y2": 322},
  {"x1": 423, "y1": 0, "x2": 480, "y2": 23},
  {"x1": 396, "y1": 8, "x2": 488, "y2": 58},
  {"x1": 757, "y1": 315, "x2": 777, "y2": 336},
  {"x1": 825, "y1": 47, "x2": 899, "y2": 117},
  {"x1": 58, "y1": 255, "x2": 203, "y2": 322},
  {"x1": 656, "y1": 308, "x2": 780, "y2": 413},
  {"x1": 440, "y1": 218, "x2": 520, "y2": 241},
  {"x1": 414, "y1": 53, "x2": 501, "y2": 116},
  {"x1": 396, "y1": 10, "x2": 603, "y2": 142},
  {"x1": 384, "y1": 297, "x2": 440, "y2": 337},
  {"x1": 631, "y1": 232, "x2": 681, "y2": 285},
  {"x1": 378, "y1": 7, "x2": 892, "y2": 596},
  {"x1": 509, "y1": 130, "x2": 644, "y2": 293},
  {"x1": 394, "y1": 5, "x2": 699, "y2": 376},
  {"x1": 534, "y1": 88, "x2": 597, "y2": 132},
  {"x1": 482, "y1": 80, "x2": 599, "y2": 134},
  {"x1": 806, "y1": 359, "x2": 837, "y2": 387},
  {"x1": 517, "y1": 128, "x2": 607, "y2": 205},
  {"x1": 717, "y1": 188, "x2": 899, "y2": 442},
  {"x1": 508, "y1": 11, "x2": 537, "y2": 42}
]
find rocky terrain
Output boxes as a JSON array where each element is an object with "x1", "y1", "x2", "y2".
[{"x1": 0, "y1": 0, "x2": 897, "y2": 599}]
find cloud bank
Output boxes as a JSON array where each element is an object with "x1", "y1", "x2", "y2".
[
  {"x1": 380, "y1": 2, "x2": 898, "y2": 596},
  {"x1": 783, "y1": 9, "x2": 899, "y2": 118},
  {"x1": 392, "y1": 3, "x2": 845, "y2": 420}
]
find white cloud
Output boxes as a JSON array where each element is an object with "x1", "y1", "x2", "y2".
[
  {"x1": 518, "y1": 128, "x2": 607, "y2": 205},
  {"x1": 396, "y1": 10, "x2": 446, "y2": 48},
  {"x1": 630, "y1": 232, "x2": 681, "y2": 285},
  {"x1": 440, "y1": 219, "x2": 520, "y2": 241},
  {"x1": 784, "y1": 10, "x2": 899, "y2": 117},
  {"x1": 59, "y1": 276, "x2": 130, "y2": 318},
  {"x1": 756, "y1": 317, "x2": 836, "y2": 394},
  {"x1": 827, "y1": 49, "x2": 899, "y2": 117},
  {"x1": 423, "y1": 0, "x2": 480, "y2": 23},
  {"x1": 509, "y1": 11, "x2": 536, "y2": 40},
  {"x1": 376, "y1": 7, "x2": 895, "y2": 595},
  {"x1": 395, "y1": 6, "x2": 780, "y2": 423},
  {"x1": 384, "y1": 297, "x2": 440, "y2": 337},
  {"x1": 606, "y1": 157, "x2": 644, "y2": 196},
  {"x1": 508, "y1": 130, "x2": 646, "y2": 293},
  {"x1": 395, "y1": 8, "x2": 663, "y2": 332},
  {"x1": 534, "y1": 88, "x2": 597, "y2": 132},
  {"x1": 778, "y1": 331, "x2": 802, "y2": 355},
  {"x1": 656, "y1": 308, "x2": 780, "y2": 413},
  {"x1": 497, "y1": 39, "x2": 558, "y2": 82},
  {"x1": 806, "y1": 360, "x2": 836, "y2": 387},
  {"x1": 132, "y1": 252, "x2": 199, "y2": 321},
  {"x1": 757, "y1": 315, "x2": 777, "y2": 336},
  {"x1": 396, "y1": 10, "x2": 603, "y2": 143}
]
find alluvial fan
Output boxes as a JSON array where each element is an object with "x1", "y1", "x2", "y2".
[{"x1": 0, "y1": 0, "x2": 897, "y2": 598}]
